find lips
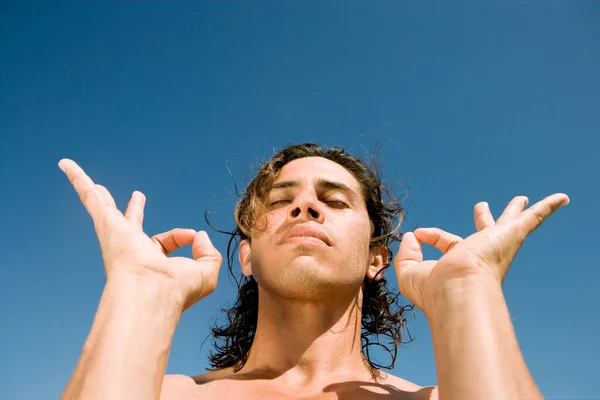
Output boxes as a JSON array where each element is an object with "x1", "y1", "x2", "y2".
[{"x1": 279, "y1": 225, "x2": 332, "y2": 246}]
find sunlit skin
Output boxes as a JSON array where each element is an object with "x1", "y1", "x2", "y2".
[
  {"x1": 57, "y1": 154, "x2": 569, "y2": 400},
  {"x1": 243, "y1": 157, "x2": 379, "y2": 299},
  {"x1": 223, "y1": 157, "x2": 391, "y2": 390}
]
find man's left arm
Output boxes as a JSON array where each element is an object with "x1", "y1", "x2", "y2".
[
  {"x1": 426, "y1": 273, "x2": 542, "y2": 400},
  {"x1": 395, "y1": 194, "x2": 569, "y2": 400}
]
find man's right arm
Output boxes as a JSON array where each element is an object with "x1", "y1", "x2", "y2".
[
  {"x1": 61, "y1": 275, "x2": 183, "y2": 400},
  {"x1": 58, "y1": 159, "x2": 222, "y2": 400}
]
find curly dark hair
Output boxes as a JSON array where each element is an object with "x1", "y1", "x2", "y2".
[{"x1": 207, "y1": 143, "x2": 414, "y2": 376}]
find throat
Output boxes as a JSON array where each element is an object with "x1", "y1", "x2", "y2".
[{"x1": 238, "y1": 288, "x2": 377, "y2": 386}]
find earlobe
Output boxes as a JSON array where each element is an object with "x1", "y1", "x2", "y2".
[
  {"x1": 366, "y1": 245, "x2": 389, "y2": 281},
  {"x1": 239, "y1": 239, "x2": 252, "y2": 277}
]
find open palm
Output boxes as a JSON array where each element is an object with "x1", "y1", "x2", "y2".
[
  {"x1": 394, "y1": 194, "x2": 569, "y2": 314},
  {"x1": 59, "y1": 159, "x2": 222, "y2": 310}
]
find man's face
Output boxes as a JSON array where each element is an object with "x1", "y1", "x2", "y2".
[{"x1": 241, "y1": 157, "x2": 376, "y2": 300}]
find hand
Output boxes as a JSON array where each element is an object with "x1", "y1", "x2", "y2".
[
  {"x1": 394, "y1": 193, "x2": 569, "y2": 314},
  {"x1": 59, "y1": 159, "x2": 222, "y2": 310}
]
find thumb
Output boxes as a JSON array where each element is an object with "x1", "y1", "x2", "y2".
[
  {"x1": 192, "y1": 231, "x2": 222, "y2": 265},
  {"x1": 394, "y1": 232, "x2": 423, "y2": 273}
]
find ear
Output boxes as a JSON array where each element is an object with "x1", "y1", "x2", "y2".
[
  {"x1": 239, "y1": 239, "x2": 252, "y2": 277},
  {"x1": 366, "y1": 244, "x2": 389, "y2": 281}
]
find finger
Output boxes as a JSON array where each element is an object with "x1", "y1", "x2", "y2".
[
  {"x1": 124, "y1": 191, "x2": 146, "y2": 229},
  {"x1": 474, "y1": 201, "x2": 495, "y2": 231},
  {"x1": 496, "y1": 196, "x2": 529, "y2": 225},
  {"x1": 515, "y1": 193, "x2": 570, "y2": 237},
  {"x1": 192, "y1": 231, "x2": 223, "y2": 264},
  {"x1": 59, "y1": 159, "x2": 106, "y2": 224},
  {"x1": 151, "y1": 228, "x2": 197, "y2": 255},
  {"x1": 186, "y1": 231, "x2": 222, "y2": 305},
  {"x1": 394, "y1": 232, "x2": 423, "y2": 272},
  {"x1": 95, "y1": 184, "x2": 117, "y2": 208},
  {"x1": 414, "y1": 227, "x2": 462, "y2": 254}
]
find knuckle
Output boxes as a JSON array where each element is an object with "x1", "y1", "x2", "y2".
[
  {"x1": 78, "y1": 191, "x2": 88, "y2": 204},
  {"x1": 536, "y1": 212, "x2": 545, "y2": 225},
  {"x1": 529, "y1": 209, "x2": 545, "y2": 225}
]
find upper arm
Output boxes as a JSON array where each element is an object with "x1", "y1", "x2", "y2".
[{"x1": 160, "y1": 374, "x2": 198, "y2": 400}]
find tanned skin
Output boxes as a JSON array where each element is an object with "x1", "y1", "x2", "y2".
[{"x1": 59, "y1": 156, "x2": 568, "y2": 399}]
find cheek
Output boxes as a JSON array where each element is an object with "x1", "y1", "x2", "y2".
[
  {"x1": 342, "y1": 218, "x2": 372, "y2": 259},
  {"x1": 256, "y1": 209, "x2": 285, "y2": 233},
  {"x1": 353, "y1": 213, "x2": 373, "y2": 242}
]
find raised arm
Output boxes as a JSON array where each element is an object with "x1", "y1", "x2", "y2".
[
  {"x1": 395, "y1": 194, "x2": 569, "y2": 399},
  {"x1": 58, "y1": 159, "x2": 222, "y2": 400}
]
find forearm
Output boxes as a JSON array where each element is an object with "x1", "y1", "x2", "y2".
[
  {"x1": 61, "y1": 275, "x2": 183, "y2": 400},
  {"x1": 427, "y1": 274, "x2": 543, "y2": 400}
]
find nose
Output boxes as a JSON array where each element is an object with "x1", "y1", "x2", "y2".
[{"x1": 288, "y1": 190, "x2": 324, "y2": 223}]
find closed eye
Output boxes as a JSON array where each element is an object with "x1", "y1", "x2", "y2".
[
  {"x1": 270, "y1": 200, "x2": 292, "y2": 207},
  {"x1": 325, "y1": 200, "x2": 348, "y2": 209},
  {"x1": 270, "y1": 199, "x2": 348, "y2": 209}
]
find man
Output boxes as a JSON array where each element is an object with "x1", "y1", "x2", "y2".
[{"x1": 59, "y1": 143, "x2": 568, "y2": 399}]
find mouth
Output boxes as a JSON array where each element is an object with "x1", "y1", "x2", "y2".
[{"x1": 279, "y1": 225, "x2": 332, "y2": 247}]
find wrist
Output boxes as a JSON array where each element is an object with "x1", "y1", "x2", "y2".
[
  {"x1": 423, "y1": 268, "x2": 542, "y2": 399},
  {"x1": 106, "y1": 270, "x2": 186, "y2": 313},
  {"x1": 82, "y1": 273, "x2": 184, "y2": 358},
  {"x1": 72, "y1": 271, "x2": 184, "y2": 399},
  {"x1": 424, "y1": 270, "x2": 502, "y2": 322}
]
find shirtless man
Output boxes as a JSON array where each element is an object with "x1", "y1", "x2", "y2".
[{"x1": 58, "y1": 143, "x2": 568, "y2": 399}]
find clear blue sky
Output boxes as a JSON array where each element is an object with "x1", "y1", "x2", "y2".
[{"x1": 1, "y1": 2, "x2": 599, "y2": 399}]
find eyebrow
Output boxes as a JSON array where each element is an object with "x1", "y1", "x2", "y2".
[{"x1": 270, "y1": 178, "x2": 358, "y2": 199}]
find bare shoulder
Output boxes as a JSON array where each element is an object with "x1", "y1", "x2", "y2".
[
  {"x1": 160, "y1": 374, "x2": 198, "y2": 400},
  {"x1": 382, "y1": 373, "x2": 438, "y2": 400},
  {"x1": 192, "y1": 367, "x2": 236, "y2": 384}
]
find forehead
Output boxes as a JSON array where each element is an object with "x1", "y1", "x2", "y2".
[{"x1": 273, "y1": 157, "x2": 361, "y2": 192}]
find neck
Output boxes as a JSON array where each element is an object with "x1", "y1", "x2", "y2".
[{"x1": 237, "y1": 286, "x2": 378, "y2": 387}]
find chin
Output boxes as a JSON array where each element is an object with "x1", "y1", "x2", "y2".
[{"x1": 259, "y1": 262, "x2": 362, "y2": 301}]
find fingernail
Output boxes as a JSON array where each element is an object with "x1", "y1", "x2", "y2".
[{"x1": 58, "y1": 160, "x2": 66, "y2": 173}]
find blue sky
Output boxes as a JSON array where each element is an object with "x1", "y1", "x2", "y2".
[{"x1": 1, "y1": 2, "x2": 599, "y2": 399}]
